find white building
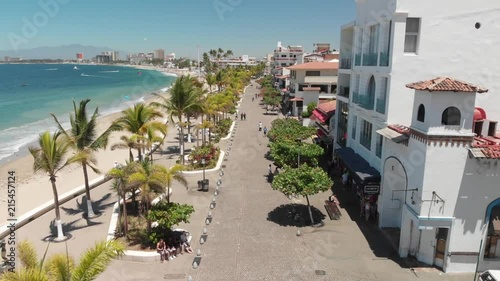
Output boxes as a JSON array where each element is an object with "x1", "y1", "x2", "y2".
[
  {"x1": 286, "y1": 61, "x2": 338, "y2": 116},
  {"x1": 334, "y1": 0, "x2": 500, "y2": 273},
  {"x1": 211, "y1": 55, "x2": 257, "y2": 68},
  {"x1": 102, "y1": 51, "x2": 119, "y2": 61},
  {"x1": 272, "y1": 41, "x2": 304, "y2": 76}
]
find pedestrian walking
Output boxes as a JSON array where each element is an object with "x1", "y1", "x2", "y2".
[
  {"x1": 243, "y1": 113, "x2": 247, "y2": 120},
  {"x1": 240, "y1": 113, "x2": 243, "y2": 121},
  {"x1": 259, "y1": 121, "x2": 262, "y2": 131},
  {"x1": 252, "y1": 97, "x2": 254, "y2": 102},
  {"x1": 263, "y1": 126, "x2": 268, "y2": 136},
  {"x1": 268, "y1": 164, "x2": 272, "y2": 175}
]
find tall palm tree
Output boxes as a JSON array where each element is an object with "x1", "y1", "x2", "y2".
[
  {"x1": 127, "y1": 160, "x2": 167, "y2": 231},
  {"x1": 205, "y1": 73, "x2": 216, "y2": 93},
  {"x1": 151, "y1": 76, "x2": 203, "y2": 164},
  {"x1": 163, "y1": 164, "x2": 187, "y2": 203},
  {"x1": 107, "y1": 162, "x2": 134, "y2": 239},
  {"x1": 143, "y1": 126, "x2": 166, "y2": 163},
  {"x1": 29, "y1": 131, "x2": 77, "y2": 241},
  {"x1": 0, "y1": 240, "x2": 123, "y2": 281},
  {"x1": 224, "y1": 49, "x2": 233, "y2": 58},
  {"x1": 110, "y1": 134, "x2": 142, "y2": 162},
  {"x1": 114, "y1": 103, "x2": 164, "y2": 161},
  {"x1": 215, "y1": 70, "x2": 225, "y2": 92},
  {"x1": 52, "y1": 99, "x2": 120, "y2": 218}
]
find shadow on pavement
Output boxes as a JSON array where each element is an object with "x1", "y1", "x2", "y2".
[
  {"x1": 267, "y1": 203, "x2": 326, "y2": 227},
  {"x1": 46, "y1": 218, "x2": 102, "y2": 239},
  {"x1": 61, "y1": 193, "x2": 115, "y2": 217}
]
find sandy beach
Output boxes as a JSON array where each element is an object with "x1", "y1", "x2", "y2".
[{"x1": 0, "y1": 71, "x2": 179, "y2": 224}]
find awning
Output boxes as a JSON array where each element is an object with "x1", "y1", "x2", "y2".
[
  {"x1": 377, "y1": 127, "x2": 409, "y2": 143},
  {"x1": 304, "y1": 76, "x2": 338, "y2": 84},
  {"x1": 289, "y1": 97, "x2": 303, "y2": 101},
  {"x1": 312, "y1": 109, "x2": 328, "y2": 123},
  {"x1": 334, "y1": 147, "x2": 380, "y2": 185}
]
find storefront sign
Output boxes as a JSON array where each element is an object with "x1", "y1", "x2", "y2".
[{"x1": 364, "y1": 185, "x2": 379, "y2": 194}]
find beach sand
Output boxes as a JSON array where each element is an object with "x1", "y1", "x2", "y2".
[{"x1": 0, "y1": 93, "x2": 169, "y2": 224}]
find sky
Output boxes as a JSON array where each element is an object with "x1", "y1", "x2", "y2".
[{"x1": 0, "y1": 0, "x2": 356, "y2": 59}]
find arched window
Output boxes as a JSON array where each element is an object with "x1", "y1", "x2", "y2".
[
  {"x1": 417, "y1": 104, "x2": 425, "y2": 122},
  {"x1": 441, "y1": 106, "x2": 461, "y2": 125}
]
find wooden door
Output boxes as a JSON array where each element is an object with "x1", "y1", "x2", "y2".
[{"x1": 434, "y1": 228, "x2": 448, "y2": 268}]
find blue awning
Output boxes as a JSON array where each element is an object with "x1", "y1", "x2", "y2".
[{"x1": 334, "y1": 147, "x2": 380, "y2": 185}]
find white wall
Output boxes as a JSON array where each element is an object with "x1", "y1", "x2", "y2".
[{"x1": 292, "y1": 69, "x2": 338, "y2": 84}]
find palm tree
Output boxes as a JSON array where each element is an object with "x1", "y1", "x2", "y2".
[
  {"x1": 205, "y1": 73, "x2": 216, "y2": 93},
  {"x1": 196, "y1": 120, "x2": 214, "y2": 146},
  {"x1": 143, "y1": 126, "x2": 166, "y2": 163},
  {"x1": 224, "y1": 49, "x2": 233, "y2": 58},
  {"x1": 107, "y1": 162, "x2": 134, "y2": 239},
  {"x1": 151, "y1": 76, "x2": 203, "y2": 164},
  {"x1": 114, "y1": 103, "x2": 164, "y2": 161},
  {"x1": 0, "y1": 240, "x2": 123, "y2": 281},
  {"x1": 163, "y1": 164, "x2": 187, "y2": 203},
  {"x1": 52, "y1": 99, "x2": 120, "y2": 218},
  {"x1": 127, "y1": 160, "x2": 167, "y2": 231},
  {"x1": 29, "y1": 131, "x2": 77, "y2": 241},
  {"x1": 111, "y1": 134, "x2": 142, "y2": 162},
  {"x1": 215, "y1": 70, "x2": 225, "y2": 92}
]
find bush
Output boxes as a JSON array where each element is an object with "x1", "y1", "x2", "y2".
[
  {"x1": 306, "y1": 102, "x2": 316, "y2": 116},
  {"x1": 301, "y1": 111, "x2": 311, "y2": 118}
]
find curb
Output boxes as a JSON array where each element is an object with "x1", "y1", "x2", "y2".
[
  {"x1": 221, "y1": 121, "x2": 235, "y2": 140},
  {"x1": 0, "y1": 176, "x2": 111, "y2": 240},
  {"x1": 180, "y1": 151, "x2": 226, "y2": 176}
]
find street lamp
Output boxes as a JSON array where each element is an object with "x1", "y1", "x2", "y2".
[{"x1": 201, "y1": 158, "x2": 206, "y2": 181}]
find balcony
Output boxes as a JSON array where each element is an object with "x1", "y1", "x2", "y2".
[
  {"x1": 355, "y1": 54, "x2": 361, "y2": 66},
  {"x1": 379, "y1": 52, "x2": 389, "y2": 67},
  {"x1": 338, "y1": 86, "x2": 350, "y2": 98},
  {"x1": 340, "y1": 58, "x2": 352, "y2": 69},
  {"x1": 362, "y1": 53, "x2": 378, "y2": 66},
  {"x1": 376, "y1": 98, "x2": 386, "y2": 114},
  {"x1": 353, "y1": 92, "x2": 374, "y2": 110}
]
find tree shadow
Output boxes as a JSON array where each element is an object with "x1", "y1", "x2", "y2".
[
  {"x1": 267, "y1": 203, "x2": 326, "y2": 227},
  {"x1": 45, "y1": 217, "x2": 102, "y2": 239},
  {"x1": 61, "y1": 193, "x2": 114, "y2": 217}
]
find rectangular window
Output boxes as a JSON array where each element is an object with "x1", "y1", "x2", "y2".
[
  {"x1": 351, "y1": 115, "x2": 357, "y2": 140},
  {"x1": 404, "y1": 18, "x2": 420, "y2": 53},
  {"x1": 305, "y1": 71, "x2": 320, "y2": 76},
  {"x1": 369, "y1": 24, "x2": 379, "y2": 53},
  {"x1": 360, "y1": 120, "x2": 372, "y2": 150},
  {"x1": 281, "y1": 54, "x2": 286, "y2": 58},
  {"x1": 281, "y1": 63, "x2": 286, "y2": 66},
  {"x1": 375, "y1": 133, "x2": 383, "y2": 158}
]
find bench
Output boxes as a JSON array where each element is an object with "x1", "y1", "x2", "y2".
[{"x1": 324, "y1": 200, "x2": 342, "y2": 220}]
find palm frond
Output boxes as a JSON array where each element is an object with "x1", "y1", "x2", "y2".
[
  {"x1": 44, "y1": 253, "x2": 74, "y2": 281},
  {"x1": 0, "y1": 267, "x2": 50, "y2": 281},
  {"x1": 70, "y1": 240, "x2": 124, "y2": 281},
  {"x1": 17, "y1": 240, "x2": 39, "y2": 269}
]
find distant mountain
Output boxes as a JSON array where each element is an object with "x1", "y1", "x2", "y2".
[{"x1": 0, "y1": 44, "x2": 128, "y2": 60}]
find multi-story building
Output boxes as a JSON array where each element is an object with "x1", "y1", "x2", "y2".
[
  {"x1": 165, "y1": 53, "x2": 176, "y2": 61},
  {"x1": 211, "y1": 55, "x2": 257, "y2": 68},
  {"x1": 286, "y1": 61, "x2": 338, "y2": 116},
  {"x1": 76, "y1": 53, "x2": 83, "y2": 62},
  {"x1": 154, "y1": 49, "x2": 165, "y2": 60},
  {"x1": 102, "y1": 51, "x2": 119, "y2": 61},
  {"x1": 128, "y1": 53, "x2": 148, "y2": 64},
  {"x1": 96, "y1": 54, "x2": 111, "y2": 64},
  {"x1": 271, "y1": 42, "x2": 304, "y2": 76},
  {"x1": 334, "y1": 0, "x2": 500, "y2": 273}
]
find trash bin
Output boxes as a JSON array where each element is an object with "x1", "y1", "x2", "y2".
[
  {"x1": 197, "y1": 180, "x2": 203, "y2": 190},
  {"x1": 202, "y1": 179, "x2": 210, "y2": 192}
]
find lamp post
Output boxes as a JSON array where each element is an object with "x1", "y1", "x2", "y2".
[{"x1": 201, "y1": 158, "x2": 206, "y2": 181}]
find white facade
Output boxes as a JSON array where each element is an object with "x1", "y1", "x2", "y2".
[
  {"x1": 272, "y1": 41, "x2": 304, "y2": 76},
  {"x1": 335, "y1": 0, "x2": 500, "y2": 273}
]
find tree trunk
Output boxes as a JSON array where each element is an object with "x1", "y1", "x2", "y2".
[
  {"x1": 167, "y1": 185, "x2": 171, "y2": 203},
  {"x1": 128, "y1": 148, "x2": 134, "y2": 163},
  {"x1": 137, "y1": 147, "x2": 142, "y2": 162},
  {"x1": 305, "y1": 195, "x2": 315, "y2": 226},
  {"x1": 121, "y1": 185, "x2": 128, "y2": 240},
  {"x1": 50, "y1": 177, "x2": 65, "y2": 241},
  {"x1": 82, "y1": 163, "x2": 96, "y2": 218},
  {"x1": 179, "y1": 115, "x2": 185, "y2": 165}
]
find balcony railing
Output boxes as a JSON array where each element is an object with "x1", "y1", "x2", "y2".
[
  {"x1": 338, "y1": 86, "x2": 350, "y2": 98},
  {"x1": 355, "y1": 54, "x2": 361, "y2": 66},
  {"x1": 376, "y1": 98, "x2": 386, "y2": 114},
  {"x1": 353, "y1": 92, "x2": 374, "y2": 110},
  {"x1": 379, "y1": 52, "x2": 389, "y2": 67},
  {"x1": 362, "y1": 53, "x2": 378, "y2": 66},
  {"x1": 340, "y1": 58, "x2": 352, "y2": 69}
]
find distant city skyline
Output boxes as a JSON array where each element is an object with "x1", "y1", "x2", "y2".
[{"x1": 0, "y1": 0, "x2": 355, "y2": 59}]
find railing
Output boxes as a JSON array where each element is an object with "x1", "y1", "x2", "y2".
[
  {"x1": 353, "y1": 92, "x2": 374, "y2": 110},
  {"x1": 355, "y1": 54, "x2": 361, "y2": 66},
  {"x1": 340, "y1": 58, "x2": 352, "y2": 69},
  {"x1": 362, "y1": 53, "x2": 378, "y2": 66},
  {"x1": 338, "y1": 86, "x2": 350, "y2": 98},
  {"x1": 376, "y1": 98, "x2": 386, "y2": 114},
  {"x1": 379, "y1": 52, "x2": 389, "y2": 67}
]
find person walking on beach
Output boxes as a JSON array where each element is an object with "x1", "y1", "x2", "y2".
[{"x1": 258, "y1": 121, "x2": 262, "y2": 131}]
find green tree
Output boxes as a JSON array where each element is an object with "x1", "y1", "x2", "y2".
[
  {"x1": 269, "y1": 140, "x2": 324, "y2": 168},
  {"x1": 272, "y1": 165, "x2": 333, "y2": 226},
  {"x1": 1, "y1": 240, "x2": 123, "y2": 281},
  {"x1": 52, "y1": 99, "x2": 120, "y2": 218},
  {"x1": 215, "y1": 70, "x2": 226, "y2": 92},
  {"x1": 163, "y1": 164, "x2": 188, "y2": 203},
  {"x1": 205, "y1": 73, "x2": 216, "y2": 92},
  {"x1": 29, "y1": 131, "x2": 78, "y2": 241},
  {"x1": 107, "y1": 162, "x2": 135, "y2": 239},
  {"x1": 146, "y1": 201, "x2": 194, "y2": 244},
  {"x1": 111, "y1": 134, "x2": 142, "y2": 163},
  {"x1": 267, "y1": 118, "x2": 316, "y2": 142}
]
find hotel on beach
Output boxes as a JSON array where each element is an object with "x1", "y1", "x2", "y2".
[{"x1": 331, "y1": 0, "x2": 500, "y2": 273}]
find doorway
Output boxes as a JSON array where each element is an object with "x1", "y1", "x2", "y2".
[{"x1": 434, "y1": 228, "x2": 449, "y2": 268}]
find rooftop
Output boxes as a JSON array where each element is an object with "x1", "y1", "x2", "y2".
[
  {"x1": 406, "y1": 77, "x2": 489, "y2": 93},
  {"x1": 471, "y1": 136, "x2": 500, "y2": 159},
  {"x1": 388, "y1": 124, "x2": 410, "y2": 136},
  {"x1": 317, "y1": 100, "x2": 336, "y2": 114},
  {"x1": 287, "y1": 61, "x2": 338, "y2": 71}
]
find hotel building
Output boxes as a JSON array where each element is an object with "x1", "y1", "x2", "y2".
[
  {"x1": 334, "y1": 0, "x2": 500, "y2": 273},
  {"x1": 271, "y1": 42, "x2": 304, "y2": 76}
]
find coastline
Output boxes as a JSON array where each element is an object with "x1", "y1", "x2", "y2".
[{"x1": 0, "y1": 66, "x2": 178, "y2": 224}]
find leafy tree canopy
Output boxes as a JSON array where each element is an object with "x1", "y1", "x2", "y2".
[
  {"x1": 269, "y1": 140, "x2": 323, "y2": 168},
  {"x1": 272, "y1": 165, "x2": 333, "y2": 197},
  {"x1": 267, "y1": 118, "x2": 316, "y2": 142},
  {"x1": 146, "y1": 200, "x2": 195, "y2": 231}
]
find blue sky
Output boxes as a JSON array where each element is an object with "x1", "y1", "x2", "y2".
[{"x1": 0, "y1": 0, "x2": 355, "y2": 58}]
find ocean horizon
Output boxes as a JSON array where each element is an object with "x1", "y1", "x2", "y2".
[{"x1": 0, "y1": 64, "x2": 176, "y2": 162}]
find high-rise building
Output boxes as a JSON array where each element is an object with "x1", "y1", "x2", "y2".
[
  {"x1": 76, "y1": 53, "x2": 83, "y2": 62},
  {"x1": 154, "y1": 49, "x2": 165, "y2": 60},
  {"x1": 102, "y1": 51, "x2": 119, "y2": 61}
]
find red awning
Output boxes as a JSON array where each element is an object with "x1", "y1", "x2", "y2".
[
  {"x1": 317, "y1": 129, "x2": 326, "y2": 137},
  {"x1": 312, "y1": 109, "x2": 328, "y2": 123},
  {"x1": 289, "y1": 97, "x2": 303, "y2": 102}
]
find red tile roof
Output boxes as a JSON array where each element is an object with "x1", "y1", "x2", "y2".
[
  {"x1": 317, "y1": 100, "x2": 336, "y2": 115},
  {"x1": 406, "y1": 77, "x2": 488, "y2": 93},
  {"x1": 323, "y1": 54, "x2": 339, "y2": 60},
  {"x1": 388, "y1": 124, "x2": 410, "y2": 136},
  {"x1": 303, "y1": 87, "x2": 321, "y2": 91},
  {"x1": 472, "y1": 136, "x2": 500, "y2": 159},
  {"x1": 286, "y1": 61, "x2": 338, "y2": 70}
]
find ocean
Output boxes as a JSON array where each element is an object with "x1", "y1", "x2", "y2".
[{"x1": 0, "y1": 64, "x2": 176, "y2": 162}]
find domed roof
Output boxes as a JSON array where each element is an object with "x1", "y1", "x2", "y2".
[{"x1": 474, "y1": 107, "x2": 487, "y2": 121}]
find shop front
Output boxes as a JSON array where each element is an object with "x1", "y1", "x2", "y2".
[{"x1": 334, "y1": 147, "x2": 381, "y2": 222}]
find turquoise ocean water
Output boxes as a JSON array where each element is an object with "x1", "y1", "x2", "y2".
[{"x1": 0, "y1": 64, "x2": 176, "y2": 162}]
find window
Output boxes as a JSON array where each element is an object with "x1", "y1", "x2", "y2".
[
  {"x1": 305, "y1": 71, "x2": 320, "y2": 76},
  {"x1": 375, "y1": 133, "x2": 383, "y2": 158},
  {"x1": 369, "y1": 24, "x2": 379, "y2": 53},
  {"x1": 352, "y1": 115, "x2": 357, "y2": 140},
  {"x1": 360, "y1": 120, "x2": 373, "y2": 150},
  {"x1": 281, "y1": 54, "x2": 286, "y2": 58},
  {"x1": 417, "y1": 104, "x2": 425, "y2": 122},
  {"x1": 281, "y1": 63, "x2": 286, "y2": 66},
  {"x1": 404, "y1": 18, "x2": 420, "y2": 53},
  {"x1": 337, "y1": 101, "x2": 349, "y2": 147},
  {"x1": 441, "y1": 107, "x2": 461, "y2": 125}
]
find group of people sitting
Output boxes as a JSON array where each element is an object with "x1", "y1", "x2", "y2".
[{"x1": 156, "y1": 231, "x2": 193, "y2": 263}]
